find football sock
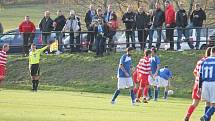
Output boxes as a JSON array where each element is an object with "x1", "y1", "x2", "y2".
[
  {"x1": 133, "y1": 87, "x2": 138, "y2": 95},
  {"x1": 186, "y1": 105, "x2": 196, "y2": 118},
  {"x1": 205, "y1": 106, "x2": 210, "y2": 114},
  {"x1": 112, "y1": 89, "x2": 120, "y2": 101},
  {"x1": 204, "y1": 106, "x2": 215, "y2": 120},
  {"x1": 32, "y1": 80, "x2": 36, "y2": 90},
  {"x1": 154, "y1": 88, "x2": 159, "y2": 99},
  {"x1": 164, "y1": 90, "x2": 168, "y2": 99},
  {"x1": 143, "y1": 87, "x2": 148, "y2": 97},
  {"x1": 35, "y1": 80, "x2": 39, "y2": 91},
  {"x1": 137, "y1": 88, "x2": 143, "y2": 99},
  {"x1": 130, "y1": 89, "x2": 135, "y2": 103},
  {"x1": 148, "y1": 87, "x2": 152, "y2": 98}
]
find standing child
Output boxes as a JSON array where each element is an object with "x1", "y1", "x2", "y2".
[{"x1": 0, "y1": 44, "x2": 9, "y2": 90}]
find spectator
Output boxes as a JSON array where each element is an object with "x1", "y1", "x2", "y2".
[
  {"x1": 104, "y1": 5, "x2": 114, "y2": 23},
  {"x1": 85, "y1": 4, "x2": 96, "y2": 51},
  {"x1": 53, "y1": 10, "x2": 66, "y2": 53},
  {"x1": 39, "y1": 11, "x2": 54, "y2": 48},
  {"x1": 122, "y1": 5, "x2": 136, "y2": 49},
  {"x1": 188, "y1": 3, "x2": 206, "y2": 50},
  {"x1": 107, "y1": 13, "x2": 119, "y2": 51},
  {"x1": 176, "y1": 2, "x2": 194, "y2": 51},
  {"x1": 136, "y1": 6, "x2": 150, "y2": 50},
  {"x1": 62, "y1": 10, "x2": 81, "y2": 53},
  {"x1": 0, "y1": 22, "x2": 3, "y2": 34},
  {"x1": 165, "y1": 0, "x2": 176, "y2": 51},
  {"x1": 94, "y1": 17, "x2": 107, "y2": 57},
  {"x1": 19, "y1": 16, "x2": 36, "y2": 56},
  {"x1": 149, "y1": 2, "x2": 165, "y2": 49}
]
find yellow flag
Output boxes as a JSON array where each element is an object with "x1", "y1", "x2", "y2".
[{"x1": 50, "y1": 41, "x2": 58, "y2": 52}]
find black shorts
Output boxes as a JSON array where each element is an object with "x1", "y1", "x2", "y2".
[{"x1": 29, "y1": 64, "x2": 40, "y2": 76}]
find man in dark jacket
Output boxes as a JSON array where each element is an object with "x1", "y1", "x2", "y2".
[
  {"x1": 104, "y1": 5, "x2": 114, "y2": 23},
  {"x1": 190, "y1": 3, "x2": 206, "y2": 50},
  {"x1": 85, "y1": 5, "x2": 96, "y2": 51},
  {"x1": 94, "y1": 17, "x2": 107, "y2": 57},
  {"x1": 39, "y1": 11, "x2": 54, "y2": 46},
  {"x1": 122, "y1": 5, "x2": 136, "y2": 49},
  {"x1": 165, "y1": 0, "x2": 176, "y2": 50},
  {"x1": 136, "y1": 6, "x2": 150, "y2": 50},
  {"x1": 149, "y1": 2, "x2": 165, "y2": 49},
  {"x1": 176, "y1": 3, "x2": 194, "y2": 51},
  {"x1": 53, "y1": 10, "x2": 66, "y2": 53}
]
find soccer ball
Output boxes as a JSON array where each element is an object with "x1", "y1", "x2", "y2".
[{"x1": 168, "y1": 90, "x2": 174, "y2": 95}]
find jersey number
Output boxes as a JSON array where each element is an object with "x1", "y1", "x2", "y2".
[{"x1": 204, "y1": 66, "x2": 213, "y2": 78}]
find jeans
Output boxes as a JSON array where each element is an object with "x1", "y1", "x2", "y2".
[
  {"x1": 177, "y1": 27, "x2": 194, "y2": 50},
  {"x1": 125, "y1": 30, "x2": 135, "y2": 48},
  {"x1": 23, "y1": 33, "x2": 34, "y2": 54},
  {"x1": 42, "y1": 33, "x2": 51, "y2": 45},
  {"x1": 55, "y1": 32, "x2": 64, "y2": 52},
  {"x1": 166, "y1": 26, "x2": 174, "y2": 50},
  {"x1": 138, "y1": 29, "x2": 148, "y2": 50},
  {"x1": 87, "y1": 27, "x2": 95, "y2": 51},
  {"x1": 96, "y1": 35, "x2": 105, "y2": 56},
  {"x1": 185, "y1": 23, "x2": 201, "y2": 49},
  {"x1": 149, "y1": 26, "x2": 162, "y2": 49}
]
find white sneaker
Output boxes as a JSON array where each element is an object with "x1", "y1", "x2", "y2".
[
  {"x1": 177, "y1": 49, "x2": 183, "y2": 52},
  {"x1": 55, "y1": 50, "x2": 62, "y2": 55}
]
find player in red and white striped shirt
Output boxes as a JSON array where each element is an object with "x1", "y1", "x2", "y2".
[
  {"x1": 136, "y1": 50, "x2": 153, "y2": 103},
  {"x1": 0, "y1": 44, "x2": 9, "y2": 89},
  {"x1": 184, "y1": 47, "x2": 211, "y2": 121}
]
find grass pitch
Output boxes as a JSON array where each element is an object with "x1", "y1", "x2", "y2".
[{"x1": 0, "y1": 90, "x2": 213, "y2": 121}]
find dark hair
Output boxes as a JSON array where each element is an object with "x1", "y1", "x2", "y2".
[
  {"x1": 205, "y1": 47, "x2": 212, "y2": 57},
  {"x1": 151, "y1": 47, "x2": 157, "y2": 53},
  {"x1": 164, "y1": 65, "x2": 168, "y2": 68},
  {"x1": 211, "y1": 46, "x2": 215, "y2": 53},
  {"x1": 165, "y1": 0, "x2": 170, "y2": 4},
  {"x1": 31, "y1": 43, "x2": 36, "y2": 46},
  {"x1": 111, "y1": 13, "x2": 117, "y2": 21},
  {"x1": 126, "y1": 47, "x2": 133, "y2": 52},
  {"x1": 145, "y1": 49, "x2": 151, "y2": 56}
]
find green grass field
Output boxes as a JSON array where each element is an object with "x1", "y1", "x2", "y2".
[{"x1": 0, "y1": 89, "x2": 213, "y2": 121}]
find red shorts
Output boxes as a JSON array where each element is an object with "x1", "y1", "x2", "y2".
[
  {"x1": 192, "y1": 81, "x2": 201, "y2": 100},
  {"x1": 0, "y1": 65, "x2": 6, "y2": 81},
  {"x1": 133, "y1": 70, "x2": 139, "y2": 84},
  {"x1": 138, "y1": 73, "x2": 149, "y2": 87}
]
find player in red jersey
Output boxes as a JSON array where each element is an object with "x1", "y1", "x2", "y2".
[
  {"x1": 184, "y1": 47, "x2": 211, "y2": 121},
  {"x1": 136, "y1": 50, "x2": 153, "y2": 103},
  {"x1": 0, "y1": 44, "x2": 10, "y2": 90}
]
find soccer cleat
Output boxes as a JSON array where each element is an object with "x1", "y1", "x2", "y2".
[
  {"x1": 184, "y1": 117, "x2": 189, "y2": 121},
  {"x1": 200, "y1": 116, "x2": 206, "y2": 121},
  {"x1": 111, "y1": 101, "x2": 116, "y2": 105},
  {"x1": 153, "y1": 98, "x2": 158, "y2": 101},
  {"x1": 132, "y1": 102, "x2": 135, "y2": 106},
  {"x1": 136, "y1": 99, "x2": 141, "y2": 103}
]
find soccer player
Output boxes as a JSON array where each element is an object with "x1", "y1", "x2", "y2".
[
  {"x1": 136, "y1": 50, "x2": 152, "y2": 103},
  {"x1": 157, "y1": 65, "x2": 172, "y2": 100},
  {"x1": 199, "y1": 47, "x2": 215, "y2": 121},
  {"x1": 111, "y1": 47, "x2": 136, "y2": 105},
  {"x1": 148, "y1": 47, "x2": 161, "y2": 101},
  {"x1": 184, "y1": 47, "x2": 211, "y2": 121},
  {"x1": 0, "y1": 44, "x2": 9, "y2": 90},
  {"x1": 29, "y1": 43, "x2": 49, "y2": 92}
]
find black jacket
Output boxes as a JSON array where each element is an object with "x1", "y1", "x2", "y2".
[
  {"x1": 190, "y1": 9, "x2": 206, "y2": 27},
  {"x1": 85, "y1": 10, "x2": 96, "y2": 28},
  {"x1": 153, "y1": 9, "x2": 165, "y2": 27},
  {"x1": 176, "y1": 9, "x2": 188, "y2": 28},
  {"x1": 122, "y1": 12, "x2": 136, "y2": 30},
  {"x1": 54, "y1": 15, "x2": 66, "y2": 31},
  {"x1": 39, "y1": 17, "x2": 53, "y2": 34},
  {"x1": 135, "y1": 12, "x2": 149, "y2": 29}
]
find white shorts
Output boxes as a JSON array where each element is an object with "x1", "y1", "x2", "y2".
[
  {"x1": 149, "y1": 76, "x2": 159, "y2": 86},
  {"x1": 201, "y1": 81, "x2": 215, "y2": 103},
  {"x1": 157, "y1": 76, "x2": 169, "y2": 87},
  {"x1": 117, "y1": 77, "x2": 133, "y2": 89}
]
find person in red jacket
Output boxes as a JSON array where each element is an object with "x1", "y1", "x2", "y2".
[
  {"x1": 19, "y1": 16, "x2": 36, "y2": 56},
  {"x1": 165, "y1": 1, "x2": 176, "y2": 50}
]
